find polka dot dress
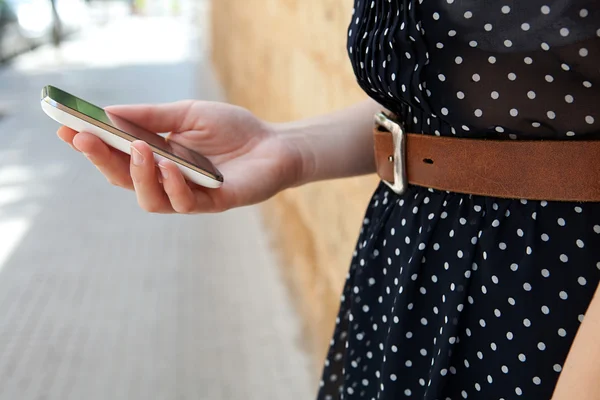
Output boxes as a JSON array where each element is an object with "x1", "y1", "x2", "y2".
[{"x1": 317, "y1": 1, "x2": 600, "y2": 399}]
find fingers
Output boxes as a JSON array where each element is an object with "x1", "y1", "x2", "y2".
[
  {"x1": 158, "y1": 159, "x2": 227, "y2": 213},
  {"x1": 130, "y1": 141, "x2": 173, "y2": 213},
  {"x1": 105, "y1": 100, "x2": 196, "y2": 133},
  {"x1": 157, "y1": 160, "x2": 198, "y2": 213},
  {"x1": 57, "y1": 126, "x2": 84, "y2": 152},
  {"x1": 71, "y1": 131, "x2": 134, "y2": 189}
]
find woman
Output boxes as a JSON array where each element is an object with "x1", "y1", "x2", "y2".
[{"x1": 57, "y1": 1, "x2": 600, "y2": 399}]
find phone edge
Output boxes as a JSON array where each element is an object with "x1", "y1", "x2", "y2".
[{"x1": 41, "y1": 86, "x2": 224, "y2": 183}]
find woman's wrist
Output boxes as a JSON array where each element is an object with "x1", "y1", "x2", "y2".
[{"x1": 270, "y1": 99, "x2": 383, "y2": 188}]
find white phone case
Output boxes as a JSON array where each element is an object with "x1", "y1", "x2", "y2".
[{"x1": 41, "y1": 100, "x2": 223, "y2": 189}]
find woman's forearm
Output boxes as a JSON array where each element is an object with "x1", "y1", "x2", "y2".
[
  {"x1": 275, "y1": 99, "x2": 384, "y2": 186},
  {"x1": 552, "y1": 282, "x2": 600, "y2": 399}
]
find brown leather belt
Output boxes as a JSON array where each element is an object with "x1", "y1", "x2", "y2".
[{"x1": 373, "y1": 112, "x2": 600, "y2": 202}]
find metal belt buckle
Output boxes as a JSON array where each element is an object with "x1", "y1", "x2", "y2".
[{"x1": 374, "y1": 112, "x2": 408, "y2": 195}]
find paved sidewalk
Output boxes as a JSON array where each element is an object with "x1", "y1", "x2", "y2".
[{"x1": 0, "y1": 7, "x2": 314, "y2": 400}]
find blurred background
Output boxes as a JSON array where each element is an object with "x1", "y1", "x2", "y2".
[{"x1": 0, "y1": 0, "x2": 377, "y2": 398}]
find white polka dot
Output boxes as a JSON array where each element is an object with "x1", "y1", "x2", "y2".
[
  {"x1": 433, "y1": 12, "x2": 440, "y2": 20},
  {"x1": 558, "y1": 328, "x2": 567, "y2": 337},
  {"x1": 449, "y1": 29, "x2": 457, "y2": 36},
  {"x1": 501, "y1": 5, "x2": 510, "y2": 13},
  {"x1": 565, "y1": 94, "x2": 574, "y2": 103},
  {"x1": 541, "y1": 269, "x2": 550, "y2": 278},
  {"x1": 578, "y1": 276, "x2": 587, "y2": 286},
  {"x1": 441, "y1": 107, "x2": 449, "y2": 116},
  {"x1": 488, "y1": 56, "x2": 497, "y2": 64},
  {"x1": 472, "y1": 73, "x2": 481, "y2": 82},
  {"x1": 584, "y1": 81, "x2": 592, "y2": 88},
  {"x1": 516, "y1": 387, "x2": 523, "y2": 396},
  {"x1": 470, "y1": 40, "x2": 478, "y2": 47},
  {"x1": 560, "y1": 254, "x2": 568, "y2": 263},
  {"x1": 527, "y1": 91, "x2": 536, "y2": 99},
  {"x1": 586, "y1": 116, "x2": 595, "y2": 124},
  {"x1": 545, "y1": 75, "x2": 554, "y2": 83},
  {"x1": 457, "y1": 91, "x2": 465, "y2": 99},
  {"x1": 494, "y1": 309, "x2": 501, "y2": 317},
  {"x1": 542, "y1": 305, "x2": 550, "y2": 314},
  {"x1": 541, "y1": 42, "x2": 550, "y2": 51},
  {"x1": 577, "y1": 239, "x2": 585, "y2": 248},
  {"x1": 558, "y1": 218, "x2": 566, "y2": 226},
  {"x1": 510, "y1": 109, "x2": 519, "y2": 117},
  {"x1": 502, "y1": 365, "x2": 509, "y2": 373},
  {"x1": 541, "y1": 233, "x2": 550, "y2": 241},
  {"x1": 504, "y1": 39, "x2": 513, "y2": 47},
  {"x1": 524, "y1": 57, "x2": 533, "y2": 64},
  {"x1": 579, "y1": 48, "x2": 588, "y2": 57},
  {"x1": 517, "y1": 229, "x2": 524, "y2": 237},
  {"x1": 560, "y1": 28, "x2": 570, "y2": 37},
  {"x1": 508, "y1": 73, "x2": 517, "y2": 81},
  {"x1": 491, "y1": 91, "x2": 500, "y2": 99},
  {"x1": 538, "y1": 342, "x2": 546, "y2": 351},
  {"x1": 508, "y1": 297, "x2": 516, "y2": 305},
  {"x1": 523, "y1": 283, "x2": 532, "y2": 291},
  {"x1": 521, "y1": 22, "x2": 530, "y2": 31},
  {"x1": 480, "y1": 319, "x2": 486, "y2": 327},
  {"x1": 487, "y1": 375, "x2": 493, "y2": 384},
  {"x1": 390, "y1": 374, "x2": 397, "y2": 381},
  {"x1": 541, "y1": 5, "x2": 551, "y2": 14},
  {"x1": 474, "y1": 109, "x2": 483, "y2": 117},
  {"x1": 532, "y1": 122, "x2": 541, "y2": 127},
  {"x1": 464, "y1": 11, "x2": 473, "y2": 19},
  {"x1": 484, "y1": 23, "x2": 493, "y2": 31},
  {"x1": 455, "y1": 56, "x2": 463, "y2": 64},
  {"x1": 533, "y1": 376, "x2": 542, "y2": 385},
  {"x1": 547, "y1": 111, "x2": 556, "y2": 119},
  {"x1": 562, "y1": 63, "x2": 571, "y2": 71},
  {"x1": 554, "y1": 364, "x2": 562, "y2": 372},
  {"x1": 580, "y1": 9, "x2": 589, "y2": 17},
  {"x1": 438, "y1": 74, "x2": 446, "y2": 82},
  {"x1": 421, "y1": 318, "x2": 428, "y2": 325},
  {"x1": 523, "y1": 318, "x2": 531, "y2": 327}
]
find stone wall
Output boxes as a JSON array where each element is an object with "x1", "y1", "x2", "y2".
[{"x1": 210, "y1": 0, "x2": 379, "y2": 374}]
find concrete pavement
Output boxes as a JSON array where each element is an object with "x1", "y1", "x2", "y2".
[{"x1": 0, "y1": 6, "x2": 314, "y2": 400}]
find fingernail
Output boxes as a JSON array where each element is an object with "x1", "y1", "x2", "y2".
[
  {"x1": 158, "y1": 164, "x2": 169, "y2": 179},
  {"x1": 131, "y1": 146, "x2": 144, "y2": 165}
]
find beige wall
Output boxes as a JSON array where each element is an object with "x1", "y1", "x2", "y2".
[{"x1": 211, "y1": 0, "x2": 380, "y2": 373}]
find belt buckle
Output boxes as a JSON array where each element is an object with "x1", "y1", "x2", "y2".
[{"x1": 375, "y1": 112, "x2": 408, "y2": 195}]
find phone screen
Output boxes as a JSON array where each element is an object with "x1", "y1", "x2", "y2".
[{"x1": 45, "y1": 86, "x2": 222, "y2": 180}]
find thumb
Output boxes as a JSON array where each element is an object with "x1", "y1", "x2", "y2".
[{"x1": 104, "y1": 100, "x2": 195, "y2": 134}]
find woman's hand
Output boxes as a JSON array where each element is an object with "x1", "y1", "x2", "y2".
[{"x1": 57, "y1": 101, "x2": 303, "y2": 213}]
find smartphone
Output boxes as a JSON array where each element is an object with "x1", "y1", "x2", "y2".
[{"x1": 40, "y1": 85, "x2": 224, "y2": 189}]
